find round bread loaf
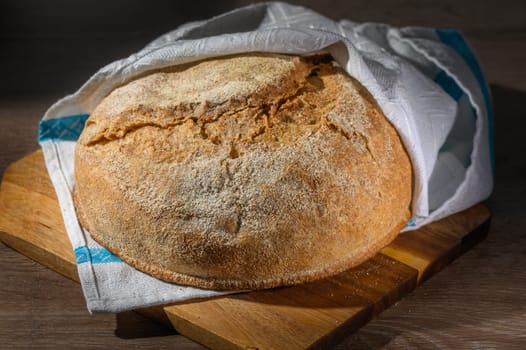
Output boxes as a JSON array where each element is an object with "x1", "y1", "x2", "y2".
[{"x1": 73, "y1": 53, "x2": 412, "y2": 290}]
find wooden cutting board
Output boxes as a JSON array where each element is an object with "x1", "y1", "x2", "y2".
[{"x1": 0, "y1": 150, "x2": 490, "y2": 349}]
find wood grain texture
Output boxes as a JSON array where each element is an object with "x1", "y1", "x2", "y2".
[
  {"x1": 1, "y1": 0, "x2": 525, "y2": 348},
  {"x1": 0, "y1": 243, "x2": 202, "y2": 350},
  {"x1": 0, "y1": 149, "x2": 489, "y2": 349},
  {"x1": 381, "y1": 205, "x2": 490, "y2": 283},
  {"x1": 165, "y1": 254, "x2": 416, "y2": 350},
  {"x1": 0, "y1": 151, "x2": 77, "y2": 278}
]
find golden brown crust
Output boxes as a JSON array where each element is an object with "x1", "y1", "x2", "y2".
[{"x1": 73, "y1": 53, "x2": 412, "y2": 290}]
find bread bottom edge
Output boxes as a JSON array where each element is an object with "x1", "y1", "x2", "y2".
[{"x1": 78, "y1": 210, "x2": 407, "y2": 291}]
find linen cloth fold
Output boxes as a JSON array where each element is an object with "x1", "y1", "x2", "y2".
[{"x1": 38, "y1": 2, "x2": 493, "y2": 312}]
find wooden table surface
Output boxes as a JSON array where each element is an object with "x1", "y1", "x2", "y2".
[{"x1": 1, "y1": 1, "x2": 525, "y2": 349}]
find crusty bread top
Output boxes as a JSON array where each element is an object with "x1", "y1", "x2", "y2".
[
  {"x1": 81, "y1": 54, "x2": 310, "y2": 146},
  {"x1": 74, "y1": 53, "x2": 412, "y2": 290}
]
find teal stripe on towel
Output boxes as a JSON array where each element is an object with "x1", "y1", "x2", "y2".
[
  {"x1": 436, "y1": 29, "x2": 494, "y2": 174},
  {"x1": 74, "y1": 246, "x2": 122, "y2": 265},
  {"x1": 434, "y1": 70, "x2": 464, "y2": 101},
  {"x1": 38, "y1": 114, "x2": 89, "y2": 142}
]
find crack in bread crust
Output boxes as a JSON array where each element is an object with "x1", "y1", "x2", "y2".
[{"x1": 81, "y1": 55, "x2": 364, "y2": 154}]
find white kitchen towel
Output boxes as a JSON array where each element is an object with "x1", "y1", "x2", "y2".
[{"x1": 38, "y1": 2, "x2": 493, "y2": 313}]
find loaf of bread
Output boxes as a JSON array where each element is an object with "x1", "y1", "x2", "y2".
[{"x1": 73, "y1": 53, "x2": 412, "y2": 290}]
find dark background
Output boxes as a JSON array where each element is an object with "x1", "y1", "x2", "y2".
[
  {"x1": 1, "y1": 1, "x2": 526, "y2": 349},
  {"x1": 1, "y1": 0, "x2": 526, "y2": 97}
]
